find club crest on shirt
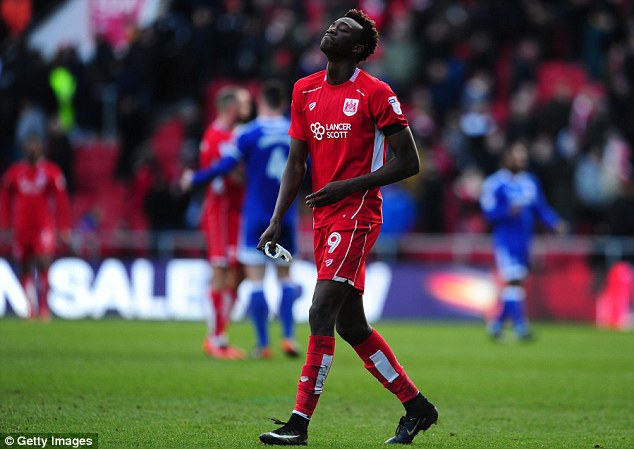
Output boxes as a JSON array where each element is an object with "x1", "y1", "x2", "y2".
[
  {"x1": 388, "y1": 96, "x2": 402, "y2": 115},
  {"x1": 342, "y1": 98, "x2": 359, "y2": 116}
]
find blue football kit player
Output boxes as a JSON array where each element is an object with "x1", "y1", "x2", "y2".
[
  {"x1": 181, "y1": 80, "x2": 302, "y2": 358},
  {"x1": 480, "y1": 141, "x2": 567, "y2": 340}
]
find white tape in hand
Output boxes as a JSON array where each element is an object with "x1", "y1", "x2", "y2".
[{"x1": 264, "y1": 242, "x2": 293, "y2": 262}]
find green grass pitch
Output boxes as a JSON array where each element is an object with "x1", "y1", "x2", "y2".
[{"x1": 1, "y1": 318, "x2": 633, "y2": 448}]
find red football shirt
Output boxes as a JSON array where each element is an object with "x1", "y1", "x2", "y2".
[
  {"x1": 0, "y1": 159, "x2": 70, "y2": 232},
  {"x1": 198, "y1": 121, "x2": 245, "y2": 226},
  {"x1": 289, "y1": 67, "x2": 408, "y2": 227},
  {"x1": 198, "y1": 121, "x2": 244, "y2": 265}
]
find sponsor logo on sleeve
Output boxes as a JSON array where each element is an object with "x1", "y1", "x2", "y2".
[{"x1": 388, "y1": 96, "x2": 402, "y2": 115}]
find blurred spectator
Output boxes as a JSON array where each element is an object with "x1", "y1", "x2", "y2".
[
  {"x1": 529, "y1": 132, "x2": 575, "y2": 226},
  {"x1": 459, "y1": 100, "x2": 498, "y2": 174},
  {"x1": 537, "y1": 82, "x2": 574, "y2": 141},
  {"x1": 425, "y1": 58, "x2": 465, "y2": 125},
  {"x1": 573, "y1": 144, "x2": 613, "y2": 232},
  {"x1": 509, "y1": 37, "x2": 541, "y2": 94},
  {"x1": 15, "y1": 98, "x2": 46, "y2": 156},
  {"x1": 46, "y1": 115, "x2": 74, "y2": 193},
  {"x1": 142, "y1": 155, "x2": 188, "y2": 231},
  {"x1": 582, "y1": 2, "x2": 619, "y2": 80},
  {"x1": 114, "y1": 92, "x2": 150, "y2": 180},
  {"x1": 606, "y1": 184, "x2": 634, "y2": 237},
  {"x1": 213, "y1": 0, "x2": 256, "y2": 77},
  {"x1": 381, "y1": 184, "x2": 417, "y2": 238},
  {"x1": 380, "y1": 8, "x2": 421, "y2": 94},
  {"x1": 48, "y1": 65, "x2": 75, "y2": 133},
  {"x1": 182, "y1": 4, "x2": 216, "y2": 95},
  {"x1": 505, "y1": 82, "x2": 538, "y2": 143},
  {"x1": 48, "y1": 47, "x2": 86, "y2": 134}
]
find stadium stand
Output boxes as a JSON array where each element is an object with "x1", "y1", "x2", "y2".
[{"x1": 1, "y1": 0, "x2": 634, "y2": 257}]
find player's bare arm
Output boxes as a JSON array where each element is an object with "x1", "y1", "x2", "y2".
[
  {"x1": 305, "y1": 126, "x2": 419, "y2": 208},
  {"x1": 257, "y1": 138, "x2": 308, "y2": 250}
]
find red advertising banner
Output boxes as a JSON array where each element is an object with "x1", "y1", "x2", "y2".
[{"x1": 381, "y1": 255, "x2": 599, "y2": 323}]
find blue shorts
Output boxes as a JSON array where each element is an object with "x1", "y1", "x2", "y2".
[
  {"x1": 238, "y1": 217, "x2": 297, "y2": 266},
  {"x1": 494, "y1": 244, "x2": 529, "y2": 282}
]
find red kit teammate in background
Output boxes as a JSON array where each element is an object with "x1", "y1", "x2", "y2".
[
  {"x1": 0, "y1": 134, "x2": 71, "y2": 319},
  {"x1": 198, "y1": 86, "x2": 251, "y2": 359},
  {"x1": 257, "y1": 9, "x2": 438, "y2": 446}
]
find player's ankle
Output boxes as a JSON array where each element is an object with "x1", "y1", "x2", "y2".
[
  {"x1": 403, "y1": 393, "x2": 433, "y2": 417},
  {"x1": 288, "y1": 412, "x2": 310, "y2": 431}
]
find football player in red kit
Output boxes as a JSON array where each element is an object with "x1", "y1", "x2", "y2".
[
  {"x1": 0, "y1": 134, "x2": 71, "y2": 319},
  {"x1": 257, "y1": 9, "x2": 438, "y2": 446},
  {"x1": 197, "y1": 86, "x2": 252, "y2": 359}
]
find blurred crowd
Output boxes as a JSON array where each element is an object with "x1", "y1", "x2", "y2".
[{"x1": 2, "y1": 0, "x2": 634, "y2": 237}]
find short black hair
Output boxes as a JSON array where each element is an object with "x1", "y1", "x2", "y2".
[
  {"x1": 260, "y1": 79, "x2": 287, "y2": 109},
  {"x1": 345, "y1": 9, "x2": 379, "y2": 62}
]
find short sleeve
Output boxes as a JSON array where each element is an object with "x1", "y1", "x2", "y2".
[
  {"x1": 288, "y1": 82, "x2": 307, "y2": 141},
  {"x1": 370, "y1": 81, "x2": 408, "y2": 131}
]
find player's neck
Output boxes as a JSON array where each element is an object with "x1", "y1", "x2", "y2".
[
  {"x1": 259, "y1": 112, "x2": 282, "y2": 119},
  {"x1": 259, "y1": 105, "x2": 282, "y2": 118},
  {"x1": 325, "y1": 60, "x2": 358, "y2": 86},
  {"x1": 213, "y1": 115, "x2": 235, "y2": 131}
]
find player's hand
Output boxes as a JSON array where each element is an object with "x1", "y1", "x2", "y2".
[
  {"x1": 555, "y1": 220, "x2": 569, "y2": 235},
  {"x1": 180, "y1": 169, "x2": 195, "y2": 192},
  {"x1": 305, "y1": 180, "x2": 351, "y2": 208},
  {"x1": 257, "y1": 219, "x2": 282, "y2": 253}
]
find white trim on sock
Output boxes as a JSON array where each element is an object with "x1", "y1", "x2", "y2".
[
  {"x1": 292, "y1": 410, "x2": 310, "y2": 420},
  {"x1": 369, "y1": 350, "x2": 399, "y2": 383},
  {"x1": 314, "y1": 354, "x2": 333, "y2": 394}
]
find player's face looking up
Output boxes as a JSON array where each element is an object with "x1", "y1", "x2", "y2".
[{"x1": 320, "y1": 17, "x2": 364, "y2": 60}]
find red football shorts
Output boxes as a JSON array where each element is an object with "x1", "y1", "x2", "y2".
[
  {"x1": 13, "y1": 225, "x2": 56, "y2": 261},
  {"x1": 202, "y1": 200, "x2": 241, "y2": 268},
  {"x1": 313, "y1": 219, "x2": 380, "y2": 294}
]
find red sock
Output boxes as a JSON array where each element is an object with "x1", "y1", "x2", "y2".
[
  {"x1": 38, "y1": 269, "x2": 50, "y2": 317},
  {"x1": 211, "y1": 289, "x2": 227, "y2": 338},
  {"x1": 294, "y1": 335, "x2": 336, "y2": 418},
  {"x1": 224, "y1": 287, "x2": 238, "y2": 308},
  {"x1": 353, "y1": 330, "x2": 419, "y2": 403},
  {"x1": 21, "y1": 273, "x2": 34, "y2": 317}
]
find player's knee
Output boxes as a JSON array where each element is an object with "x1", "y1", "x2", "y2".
[
  {"x1": 336, "y1": 323, "x2": 371, "y2": 346},
  {"x1": 308, "y1": 301, "x2": 337, "y2": 335}
]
